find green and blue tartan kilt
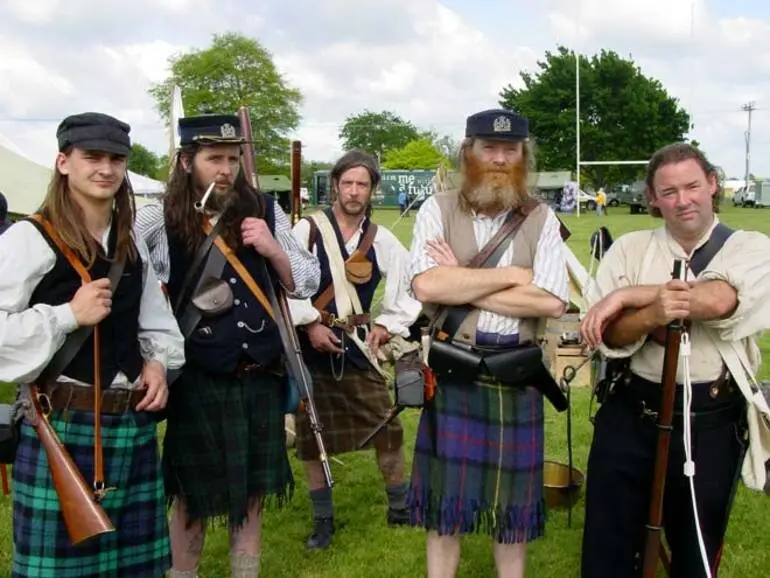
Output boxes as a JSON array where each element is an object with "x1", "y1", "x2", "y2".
[
  {"x1": 407, "y1": 350, "x2": 547, "y2": 544},
  {"x1": 12, "y1": 408, "x2": 169, "y2": 577},
  {"x1": 162, "y1": 366, "x2": 293, "y2": 530}
]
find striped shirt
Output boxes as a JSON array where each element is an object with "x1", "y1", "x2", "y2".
[
  {"x1": 408, "y1": 195, "x2": 570, "y2": 335},
  {"x1": 133, "y1": 200, "x2": 320, "y2": 300}
]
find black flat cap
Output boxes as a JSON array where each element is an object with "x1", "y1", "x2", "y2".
[
  {"x1": 178, "y1": 114, "x2": 246, "y2": 146},
  {"x1": 56, "y1": 112, "x2": 131, "y2": 156},
  {"x1": 465, "y1": 108, "x2": 529, "y2": 142}
]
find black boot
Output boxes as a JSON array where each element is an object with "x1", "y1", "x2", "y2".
[
  {"x1": 305, "y1": 517, "x2": 335, "y2": 549},
  {"x1": 387, "y1": 507, "x2": 410, "y2": 527}
]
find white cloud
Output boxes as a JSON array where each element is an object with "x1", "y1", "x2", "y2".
[{"x1": 0, "y1": 0, "x2": 769, "y2": 179}]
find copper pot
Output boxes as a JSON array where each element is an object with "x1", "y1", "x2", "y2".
[{"x1": 543, "y1": 460, "x2": 585, "y2": 509}]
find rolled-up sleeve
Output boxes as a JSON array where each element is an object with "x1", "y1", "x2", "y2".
[
  {"x1": 273, "y1": 205, "x2": 320, "y2": 299},
  {"x1": 699, "y1": 230, "x2": 770, "y2": 339}
]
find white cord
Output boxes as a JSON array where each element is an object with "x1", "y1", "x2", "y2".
[{"x1": 680, "y1": 331, "x2": 713, "y2": 578}]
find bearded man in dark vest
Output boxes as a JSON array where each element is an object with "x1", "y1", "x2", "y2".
[
  {"x1": 134, "y1": 113, "x2": 320, "y2": 578},
  {"x1": 406, "y1": 109, "x2": 571, "y2": 577},
  {"x1": 288, "y1": 149, "x2": 423, "y2": 549}
]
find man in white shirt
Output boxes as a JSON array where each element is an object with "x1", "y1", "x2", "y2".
[
  {"x1": 288, "y1": 149, "x2": 422, "y2": 550},
  {"x1": 0, "y1": 112, "x2": 185, "y2": 577},
  {"x1": 580, "y1": 142, "x2": 770, "y2": 577}
]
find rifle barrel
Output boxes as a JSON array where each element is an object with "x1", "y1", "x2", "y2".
[{"x1": 642, "y1": 258, "x2": 686, "y2": 577}]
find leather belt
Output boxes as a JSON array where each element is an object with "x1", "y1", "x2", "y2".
[
  {"x1": 41, "y1": 381, "x2": 144, "y2": 415},
  {"x1": 319, "y1": 310, "x2": 370, "y2": 332}
]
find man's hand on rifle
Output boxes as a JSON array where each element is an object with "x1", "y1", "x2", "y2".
[
  {"x1": 70, "y1": 278, "x2": 112, "y2": 326},
  {"x1": 135, "y1": 360, "x2": 168, "y2": 412},
  {"x1": 306, "y1": 321, "x2": 344, "y2": 354},
  {"x1": 365, "y1": 324, "x2": 390, "y2": 356},
  {"x1": 242, "y1": 217, "x2": 282, "y2": 260},
  {"x1": 651, "y1": 279, "x2": 691, "y2": 326}
]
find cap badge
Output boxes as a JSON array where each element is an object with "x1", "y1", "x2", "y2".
[
  {"x1": 220, "y1": 123, "x2": 236, "y2": 138},
  {"x1": 493, "y1": 115, "x2": 511, "y2": 133}
]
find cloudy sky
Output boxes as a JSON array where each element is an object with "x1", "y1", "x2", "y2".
[{"x1": 1, "y1": 0, "x2": 769, "y2": 179}]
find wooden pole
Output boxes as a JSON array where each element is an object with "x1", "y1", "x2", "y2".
[{"x1": 290, "y1": 140, "x2": 302, "y2": 225}]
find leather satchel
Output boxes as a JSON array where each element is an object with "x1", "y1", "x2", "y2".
[{"x1": 190, "y1": 276, "x2": 234, "y2": 317}]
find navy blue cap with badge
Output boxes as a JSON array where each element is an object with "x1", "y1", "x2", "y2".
[
  {"x1": 56, "y1": 112, "x2": 132, "y2": 156},
  {"x1": 178, "y1": 114, "x2": 247, "y2": 146},
  {"x1": 465, "y1": 108, "x2": 529, "y2": 142}
]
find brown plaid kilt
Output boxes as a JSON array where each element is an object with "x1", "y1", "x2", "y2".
[{"x1": 295, "y1": 367, "x2": 403, "y2": 460}]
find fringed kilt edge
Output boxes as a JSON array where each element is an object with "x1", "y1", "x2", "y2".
[{"x1": 407, "y1": 491, "x2": 546, "y2": 544}]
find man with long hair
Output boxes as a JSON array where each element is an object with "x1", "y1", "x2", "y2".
[
  {"x1": 579, "y1": 142, "x2": 770, "y2": 577},
  {"x1": 405, "y1": 108, "x2": 570, "y2": 577},
  {"x1": 134, "y1": 113, "x2": 320, "y2": 578},
  {"x1": 288, "y1": 149, "x2": 422, "y2": 550},
  {"x1": 0, "y1": 112, "x2": 185, "y2": 576}
]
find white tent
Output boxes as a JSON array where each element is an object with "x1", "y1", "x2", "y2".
[{"x1": 0, "y1": 143, "x2": 164, "y2": 215}]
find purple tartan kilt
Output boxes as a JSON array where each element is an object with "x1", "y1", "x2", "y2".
[
  {"x1": 11, "y1": 408, "x2": 169, "y2": 577},
  {"x1": 406, "y1": 372, "x2": 546, "y2": 544}
]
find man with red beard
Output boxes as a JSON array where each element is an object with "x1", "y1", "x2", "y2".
[{"x1": 405, "y1": 108, "x2": 570, "y2": 577}]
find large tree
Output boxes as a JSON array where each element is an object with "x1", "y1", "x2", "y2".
[
  {"x1": 382, "y1": 137, "x2": 449, "y2": 170},
  {"x1": 148, "y1": 32, "x2": 302, "y2": 174},
  {"x1": 499, "y1": 46, "x2": 691, "y2": 187},
  {"x1": 339, "y1": 110, "x2": 422, "y2": 160},
  {"x1": 127, "y1": 143, "x2": 161, "y2": 178}
]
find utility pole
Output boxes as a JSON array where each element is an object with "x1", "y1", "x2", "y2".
[{"x1": 743, "y1": 101, "x2": 755, "y2": 188}]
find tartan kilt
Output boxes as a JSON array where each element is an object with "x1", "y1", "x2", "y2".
[
  {"x1": 407, "y1": 373, "x2": 546, "y2": 544},
  {"x1": 295, "y1": 367, "x2": 403, "y2": 460},
  {"x1": 12, "y1": 408, "x2": 169, "y2": 577},
  {"x1": 162, "y1": 367, "x2": 293, "y2": 529}
]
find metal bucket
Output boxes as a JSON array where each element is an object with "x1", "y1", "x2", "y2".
[{"x1": 543, "y1": 460, "x2": 585, "y2": 509}]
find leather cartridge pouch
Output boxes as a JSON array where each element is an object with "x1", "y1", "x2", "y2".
[
  {"x1": 481, "y1": 343, "x2": 543, "y2": 385},
  {"x1": 345, "y1": 251, "x2": 373, "y2": 285},
  {"x1": 191, "y1": 276, "x2": 234, "y2": 317},
  {"x1": 394, "y1": 351, "x2": 427, "y2": 408},
  {"x1": 428, "y1": 339, "x2": 484, "y2": 383}
]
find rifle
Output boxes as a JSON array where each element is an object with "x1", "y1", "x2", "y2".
[
  {"x1": 236, "y1": 106, "x2": 333, "y2": 488},
  {"x1": 290, "y1": 140, "x2": 302, "y2": 225},
  {"x1": 642, "y1": 258, "x2": 687, "y2": 578},
  {"x1": 20, "y1": 385, "x2": 114, "y2": 544}
]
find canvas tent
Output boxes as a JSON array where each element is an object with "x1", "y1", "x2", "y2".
[{"x1": 0, "y1": 142, "x2": 164, "y2": 216}]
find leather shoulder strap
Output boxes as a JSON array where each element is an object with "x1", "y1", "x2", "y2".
[
  {"x1": 357, "y1": 220, "x2": 378, "y2": 256},
  {"x1": 306, "y1": 216, "x2": 319, "y2": 252},
  {"x1": 28, "y1": 214, "x2": 125, "y2": 382},
  {"x1": 466, "y1": 201, "x2": 537, "y2": 268},
  {"x1": 689, "y1": 223, "x2": 734, "y2": 277},
  {"x1": 202, "y1": 219, "x2": 276, "y2": 321},
  {"x1": 173, "y1": 217, "x2": 224, "y2": 314}
]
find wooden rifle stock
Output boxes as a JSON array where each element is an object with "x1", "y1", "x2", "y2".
[
  {"x1": 290, "y1": 140, "x2": 302, "y2": 225},
  {"x1": 23, "y1": 384, "x2": 114, "y2": 545},
  {"x1": 642, "y1": 258, "x2": 686, "y2": 577},
  {"x1": 236, "y1": 106, "x2": 333, "y2": 488}
]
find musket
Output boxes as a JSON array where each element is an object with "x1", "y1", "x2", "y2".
[
  {"x1": 290, "y1": 140, "x2": 302, "y2": 225},
  {"x1": 21, "y1": 385, "x2": 115, "y2": 544},
  {"x1": 236, "y1": 106, "x2": 333, "y2": 488},
  {"x1": 642, "y1": 258, "x2": 686, "y2": 578}
]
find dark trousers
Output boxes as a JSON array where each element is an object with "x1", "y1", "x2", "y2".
[{"x1": 581, "y1": 376, "x2": 747, "y2": 578}]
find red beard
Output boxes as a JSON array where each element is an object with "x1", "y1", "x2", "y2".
[{"x1": 460, "y1": 150, "x2": 529, "y2": 213}]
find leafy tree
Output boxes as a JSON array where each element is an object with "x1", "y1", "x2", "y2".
[
  {"x1": 499, "y1": 46, "x2": 691, "y2": 188},
  {"x1": 148, "y1": 32, "x2": 302, "y2": 174},
  {"x1": 339, "y1": 110, "x2": 421, "y2": 159},
  {"x1": 382, "y1": 137, "x2": 450, "y2": 170},
  {"x1": 127, "y1": 143, "x2": 160, "y2": 178},
  {"x1": 431, "y1": 134, "x2": 461, "y2": 168}
]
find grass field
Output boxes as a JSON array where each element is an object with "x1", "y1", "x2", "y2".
[{"x1": 1, "y1": 204, "x2": 769, "y2": 576}]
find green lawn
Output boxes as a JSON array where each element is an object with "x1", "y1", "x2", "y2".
[{"x1": 1, "y1": 204, "x2": 769, "y2": 576}]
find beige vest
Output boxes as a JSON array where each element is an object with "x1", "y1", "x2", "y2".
[{"x1": 424, "y1": 190, "x2": 549, "y2": 345}]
